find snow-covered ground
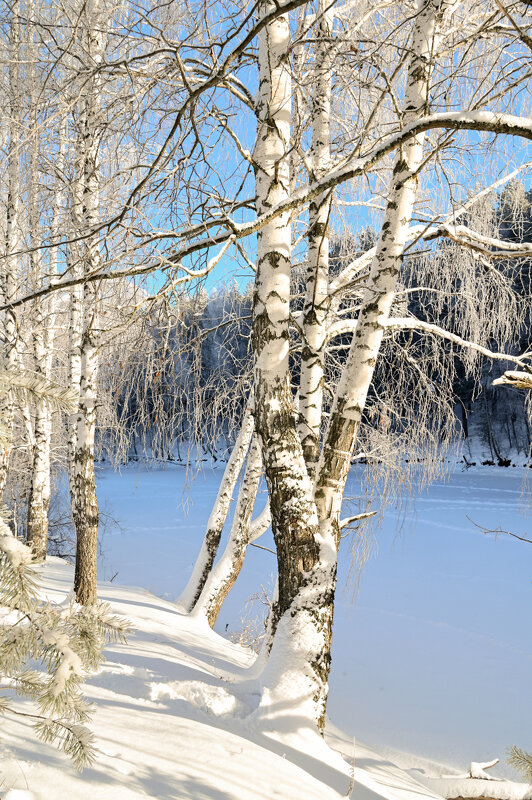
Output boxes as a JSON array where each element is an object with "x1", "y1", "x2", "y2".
[
  {"x1": 1, "y1": 461, "x2": 530, "y2": 798},
  {"x1": 95, "y1": 462, "x2": 531, "y2": 775}
]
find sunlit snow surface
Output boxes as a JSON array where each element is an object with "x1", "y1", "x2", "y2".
[
  {"x1": 95, "y1": 462, "x2": 531, "y2": 777},
  {"x1": 0, "y1": 462, "x2": 530, "y2": 799}
]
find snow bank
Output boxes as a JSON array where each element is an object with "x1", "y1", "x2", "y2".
[
  {"x1": 423, "y1": 779, "x2": 532, "y2": 800},
  {"x1": 1, "y1": 558, "x2": 351, "y2": 799}
]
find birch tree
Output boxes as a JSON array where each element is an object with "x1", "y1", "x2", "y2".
[
  {"x1": 25, "y1": 7, "x2": 64, "y2": 561},
  {"x1": 0, "y1": 0, "x2": 23, "y2": 499},
  {"x1": 68, "y1": 0, "x2": 107, "y2": 605},
  {"x1": 2, "y1": 0, "x2": 532, "y2": 735}
]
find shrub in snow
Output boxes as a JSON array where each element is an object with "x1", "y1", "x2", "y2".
[{"x1": 0, "y1": 520, "x2": 129, "y2": 769}]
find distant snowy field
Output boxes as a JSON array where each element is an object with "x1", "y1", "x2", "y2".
[{"x1": 95, "y1": 460, "x2": 531, "y2": 778}]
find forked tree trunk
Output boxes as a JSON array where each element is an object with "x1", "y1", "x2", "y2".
[
  {"x1": 251, "y1": 0, "x2": 336, "y2": 732},
  {"x1": 253, "y1": 0, "x2": 447, "y2": 732},
  {"x1": 193, "y1": 437, "x2": 263, "y2": 626},
  {"x1": 178, "y1": 405, "x2": 254, "y2": 611}
]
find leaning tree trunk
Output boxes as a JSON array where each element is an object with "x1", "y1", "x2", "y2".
[
  {"x1": 193, "y1": 437, "x2": 263, "y2": 626},
  {"x1": 178, "y1": 405, "x2": 254, "y2": 612},
  {"x1": 314, "y1": 0, "x2": 446, "y2": 543}
]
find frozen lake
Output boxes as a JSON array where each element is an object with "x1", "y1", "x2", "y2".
[{"x1": 95, "y1": 462, "x2": 531, "y2": 775}]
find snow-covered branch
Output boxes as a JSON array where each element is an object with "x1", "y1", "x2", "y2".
[
  {"x1": 427, "y1": 224, "x2": 532, "y2": 258},
  {"x1": 385, "y1": 318, "x2": 532, "y2": 371}
]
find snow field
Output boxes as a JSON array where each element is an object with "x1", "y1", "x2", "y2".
[{"x1": 1, "y1": 462, "x2": 530, "y2": 799}]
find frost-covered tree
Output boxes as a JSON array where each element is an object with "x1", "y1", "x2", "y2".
[
  {"x1": 2, "y1": 0, "x2": 532, "y2": 737},
  {"x1": 173, "y1": 0, "x2": 532, "y2": 730}
]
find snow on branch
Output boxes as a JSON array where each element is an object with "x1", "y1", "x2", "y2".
[
  {"x1": 492, "y1": 371, "x2": 532, "y2": 390},
  {"x1": 339, "y1": 510, "x2": 377, "y2": 530},
  {"x1": 329, "y1": 160, "x2": 532, "y2": 297},
  {"x1": 427, "y1": 224, "x2": 532, "y2": 258},
  {"x1": 384, "y1": 318, "x2": 532, "y2": 371}
]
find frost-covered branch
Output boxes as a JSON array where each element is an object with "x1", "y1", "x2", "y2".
[
  {"x1": 385, "y1": 318, "x2": 532, "y2": 371},
  {"x1": 492, "y1": 370, "x2": 532, "y2": 389},
  {"x1": 428, "y1": 224, "x2": 532, "y2": 258}
]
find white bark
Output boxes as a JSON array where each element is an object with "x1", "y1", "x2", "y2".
[
  {"x1": 0, "y1": 0, "x2": 21, "y2": 498},
  {"x1": 67, "y1": 271, "x2": 84, "y2": 487},
  {"x1": 73, "y1": 302, "x2": 99, "y2": 604},
  {"x1": 251, "y1": 0, "x2": 336, "y2": 732},
  {"x1": 255, "y1": 0, "x2": 450, "y2": 733},
  {"x1": 192, "y1": 437, "x2": 263, "y2": 626},
  {"x1": 298, "y1": 0, "x2": 333, "y2": 477},
  {"x1": 315, "y1": 0, "x2": 448, "y2": 537},
  {"x1": 26, "y1": 32, "x2": 59, "y2": 561},
  {"x1": 178, "y1": 405, "x2": 255, "y2": 612},
  {"x1": 72, "y1": 0, "x2": 106, "y2": 605},
  {"x1": 67, "y1": 108, "x2": 84, "y2": 488}
]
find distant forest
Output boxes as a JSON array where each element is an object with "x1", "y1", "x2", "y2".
[{"x1": 102, "y1": 182, "x2": 532, "y2": 467}]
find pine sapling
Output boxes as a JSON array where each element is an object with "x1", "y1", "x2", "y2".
[{"x1": 0, "y1": 520, "x2": 129, "y2": 769}]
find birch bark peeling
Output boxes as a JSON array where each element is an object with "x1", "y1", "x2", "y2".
[{"x1": 178, "y1": 405, "x2": 254, "y2": 612}]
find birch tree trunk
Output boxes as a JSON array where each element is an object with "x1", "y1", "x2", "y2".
[
  {"x1": 73, "y1": 303, "x2": 99, "y2": 604},
  {"x1": 26, "y1": 402, "x2": 52, "y2": 560},
  {"x1": 72, "y1": 0, "x2": 105, "y2": 605},
  {"x1": 251, "y1": 0, "x2": 336, "y2": 732},
  {"x1": 26, "y1": 31, "x2": 60, "y2": 561},
  {"x1": 314, "y1": 0, "x2": 447, "y2": 541},
  {"x1": 0, "y1": 0, "x2": 21, "y2": 499},
  {"x1": 298, "y1": 0, "x2": 333, "y2": 478},
  {"x1": 192, "y1": 437, "x2": 263, "y2": 627},
  {"x1": 67, "y1": 173, "x2": 84, "y2": 489},
  {"x1": 252, "y1": 0, "x2": 448, "y2": 733},
  {"x1": 178, "y1": 405, "x2": 254, "y2": 612}
]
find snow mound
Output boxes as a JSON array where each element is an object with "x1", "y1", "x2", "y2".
[{"x1": 149, "y1": 678, "x2": 251, "y2": 717}]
